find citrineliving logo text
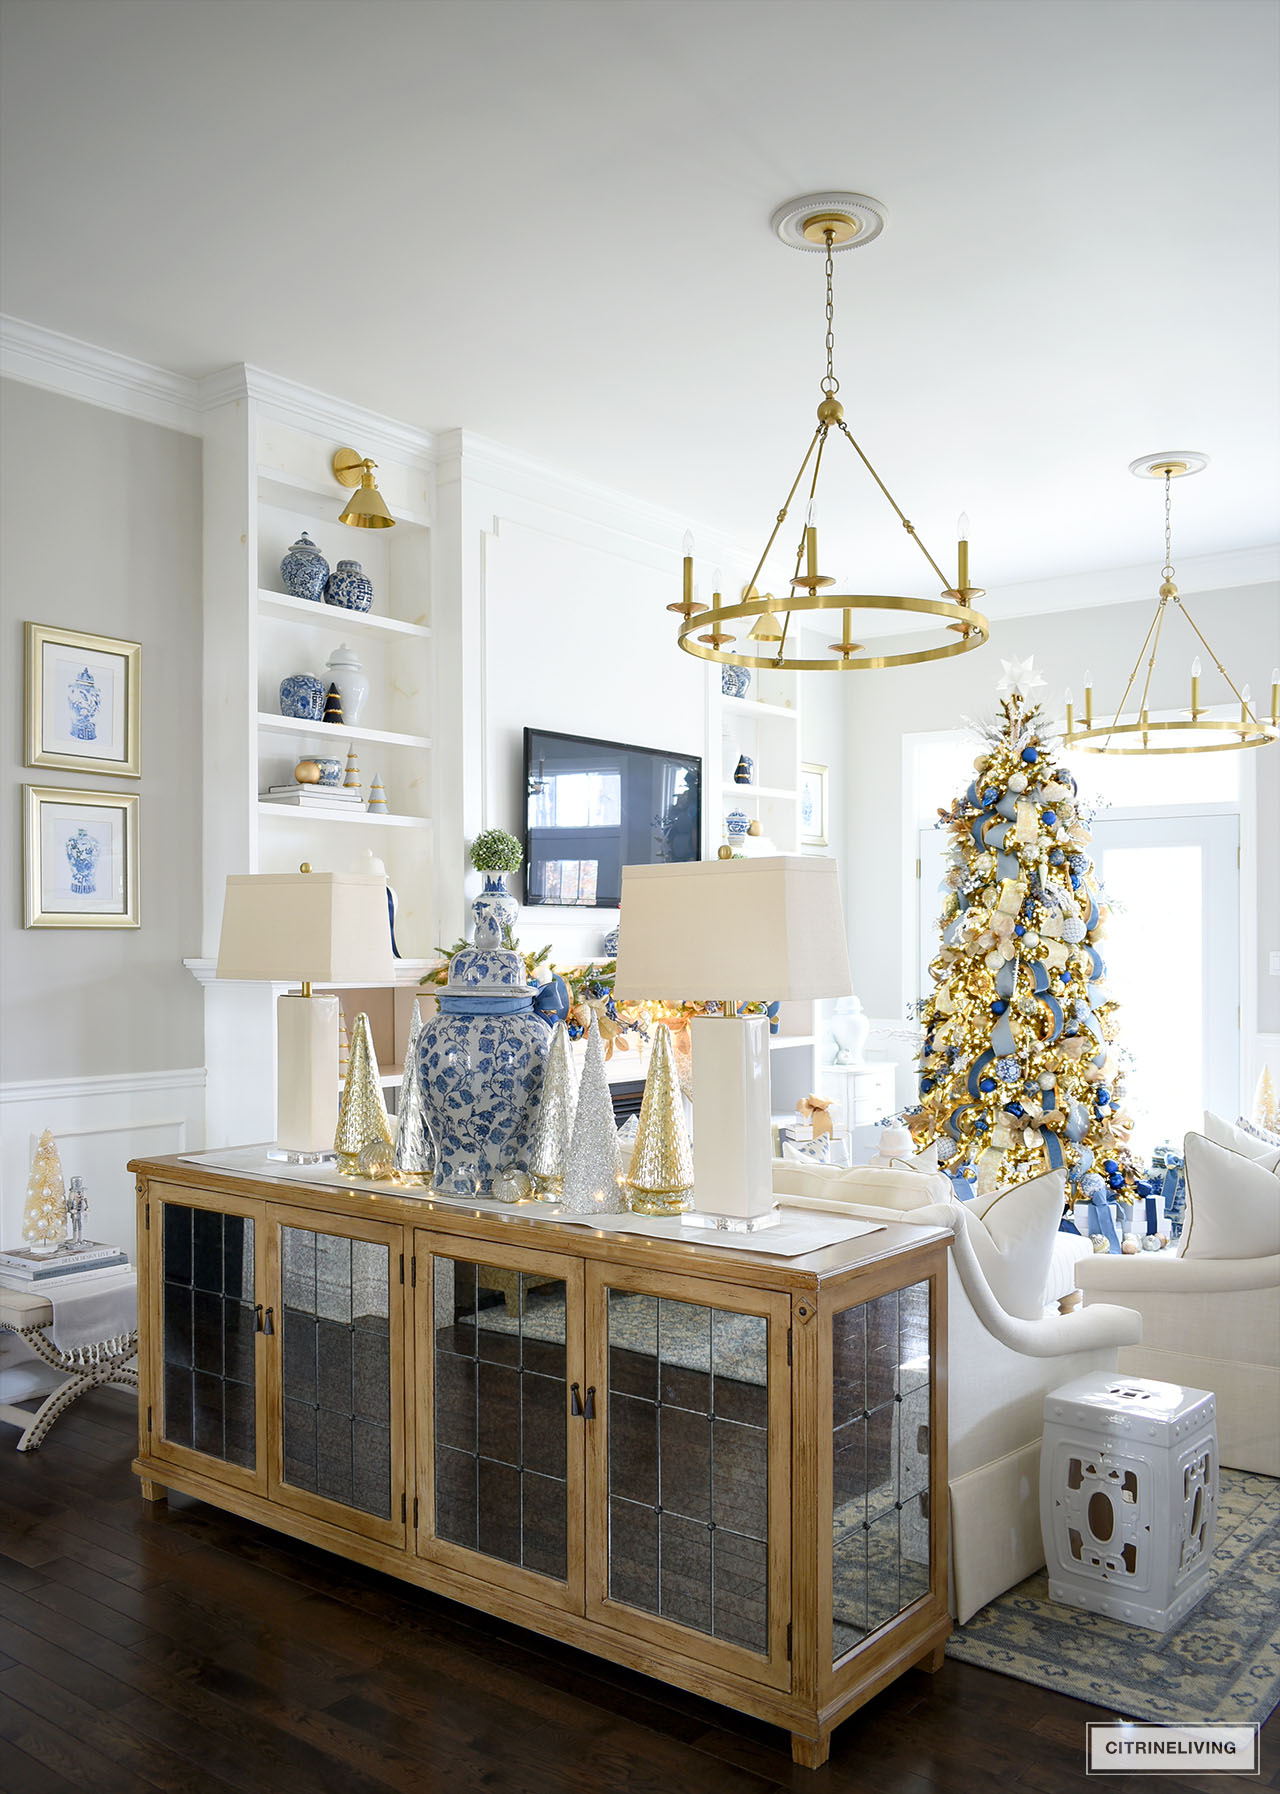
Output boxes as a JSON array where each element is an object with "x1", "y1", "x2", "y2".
[{"x1": 1086, "y1": 1723, "x2": 1259, "y2": 1775}]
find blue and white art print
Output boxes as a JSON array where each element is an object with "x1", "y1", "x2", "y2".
[
  {"x1": 799, "y1": 761, "x2": 828, "y2": 849},
  {"x1": 28, "y1": 625, "x2": 140, "y2": 777},
  {"x1": 26, "y1": 787, "x2": 138, "y2": 928}
]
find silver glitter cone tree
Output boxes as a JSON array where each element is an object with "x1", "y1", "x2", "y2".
[
  {"x1": 528, "y1": 1021, "x2": 578, "y2": 1197},
  {"x1": 394, "y1": 999, "x2": 434, "y2": 1185},
  {"x1": 561, "y1": 1016, "x2": 626, "y2": 1214}
]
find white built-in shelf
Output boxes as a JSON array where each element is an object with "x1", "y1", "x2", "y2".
[
  {"x1": 257, "y1": 801, "x2": 431, "y2": 830},
  {"x1": 721, "y1": 781, "x2": 799, "y2": 800},
  {"x1": 257, "y1": 712, "x2": 432, "y2": 750},
  {"x1": 770, "y1": 1035, "x2": 817, "y2": 1051},
  {"x1": 257, "y1": 588, "x2": 431, "y2": 640},
  {"x1": 720, "y1": 695, "x2": 800, "y2": 721},
  {"x1": 257, "y1": 468, "x2": 430, "y2": 531}
]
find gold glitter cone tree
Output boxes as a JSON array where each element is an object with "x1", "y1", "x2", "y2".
[
  {"x1": 1255, "y1": 1065, "x2": 1279, "y2": 1134},
  {"x1": 394, "y1": 999, "x2": 434, "y2": 1185},
  {"x1": 561, "y1": 1016, "x2": 626, "y2": 1214},
  {"x1": 626, "y1": 1024, "x2": 694, "y2": 1214},
  {"x1": 22, "y1": 1128, "x2": 66, "y2": 1254},
  {"x1": 913, "y1": 671, "x2": 1138, "y2": 1207},
  {"x1": 528, "y1": 1021, "x2": 578, "y2": 1197},
  {"x1": 336, "y1": 1012, "x2": 394, "y2": 1177}
]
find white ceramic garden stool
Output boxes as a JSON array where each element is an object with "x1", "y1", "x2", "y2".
[{"x1": 1039, "y1": 1372, "x2": 1218, "y2": 1633}]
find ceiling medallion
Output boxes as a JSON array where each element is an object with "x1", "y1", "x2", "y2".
[
  {"x1": 672, "y1": 192, "x2": 990, "y2": 674},
  {"x1": 1063, "y1": 455, "x2": 1278, "y2": 755}
]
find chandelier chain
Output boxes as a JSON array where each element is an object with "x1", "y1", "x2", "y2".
[
  {"x1": 821, "y1": 230, "x2": 839, "y2": 395},
  {"x1": 1162, "y1": 471, "x2": 1175, "y2": 580}
]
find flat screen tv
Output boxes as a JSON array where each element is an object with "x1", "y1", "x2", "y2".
[{"x1": 523, "y1": 727, "x2": 701, "y2": 908}]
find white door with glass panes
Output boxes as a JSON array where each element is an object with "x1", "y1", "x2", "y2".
[{"x1": 1089, "y1": 812, "x2": 1239, "y2": 1153}]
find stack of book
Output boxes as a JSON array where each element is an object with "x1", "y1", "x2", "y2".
[
  {"x1": 260, "y1": 784, "x2": 366, "y2": 810},
  {"x1": 0, "y1": 1241, "x2": 130, "y2": 1283}
]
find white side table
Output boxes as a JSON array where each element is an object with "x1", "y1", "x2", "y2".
[
  {"x1": 1040, "y1": 1372, "x2": 1217, "y2": 1632},
  {"x1": 0, "y1": 1270, "x2": 138, "y2": 1452},
  {"x1": 816, "y1": 1062, "x2": 897, "y2": 1130}
]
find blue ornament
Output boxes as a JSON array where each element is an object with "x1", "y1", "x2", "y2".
[
  {"x1": 1042, "y1": 809, "x2": 1057, "y2": 828},
  {"x1": 1134, "y1": 1179, "x2": 1153, "y2": 1197},
  {"x1": 1049, "y1": 847, "x2": 1065, "y2": 865},
  {"x1": 1006, "y1": 1102, "x2": 1025, "y2": 1118},
  {"x1": 974, "y1": 1118, "x2": 989, "y2": 1132},
  {"x1": 1103, "y1": 1158, "x2": 1119, "y2": 1175},
  {"x1": 979, "y1": 1077, "x2": 996, "y2": 1093},
  {"x1": 996, "y1": 1055, "x2": 1020, "y2": 1082},
  {"x1": 982, "y1": 786, "x2": 998, "y2": 806},
  {"x1": 991, "y1": 999, "x2": 1007, "y2": 1016},
  {"x1": 1014, "y1": 923, "x2": 1026, "y2": 937},
  {"x1": 1096, "y1": 1088, "x2": 1110, "y2": 1104},
  {"x1": 1080, "y1": 1171, "x2": 1106, "y2": 1199},
  {"x1": 920, "y1": 1077, "x2": 935, "y2": 1093},
  {"x1": 1069, "y1": 852, "x2": 1089, "y2": 876},
  {"x1": 1108, "y1": 1175, "x2": 1124, "y2": 1191},
  {"x1": 1021, "y1": 746, "x2": 1039, "y2": 764},
  {"x1": 1070, "y1": 872, "x2": 1081, "y2": 889}
]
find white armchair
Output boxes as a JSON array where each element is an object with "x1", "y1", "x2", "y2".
[
  {"x1": 773, "y1": 1162, "x2": 1141, "y2": 1623},
  {"x1": 1076, "y1": 1130, "x2": 1280, "y2": 1475}
]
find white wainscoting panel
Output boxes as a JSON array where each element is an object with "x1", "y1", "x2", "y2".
[{"x1": 0, "y1": 1068, "x2": 206, "y2": 1261}]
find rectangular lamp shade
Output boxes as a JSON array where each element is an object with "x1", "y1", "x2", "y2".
[
  {"x1": 216, "y1": 872, "x2": 395, "y2": 984},
  {"x1": 613, "y1": 856, "x2": 852, "y2": 1003}
]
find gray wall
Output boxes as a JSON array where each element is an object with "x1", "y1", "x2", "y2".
[
  {"x1": 1, "y1": 379, "x2": 204, "y2": 1080},
  {"x1": 842, "y1": 583, "x2": 1280, "y2": 1029}
]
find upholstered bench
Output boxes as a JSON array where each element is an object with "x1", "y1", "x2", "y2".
[{"x1": 0, "y1": 1270, "x2": 138, "y2": 1451}]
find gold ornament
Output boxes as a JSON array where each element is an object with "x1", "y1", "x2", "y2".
[
  {"x1": 626, "y1": 1024, "x2": 695, "y2": 1215},
  {"x1": 335, "y1": 1011, "x2": 394, "y2": 1176}
]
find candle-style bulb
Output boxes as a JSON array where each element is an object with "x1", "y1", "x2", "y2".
[
  {"x1": 1242, "y1": 685, "x2": 1252, "y2": 704},
  {"x1": 805, "y1": 498, "x2": 818, "y2": 528},
  {"x1": 1191, "y1": 656, "x2": 1202, "y2": 678},
  {"x1": 1272, "y1": 668, "x2": 1279, "y2": 684},
  {"x1": 681, "y1": 530, "x2": 695, "y2": 557},
  {"x1": 1064, "y1": 687, "x2": 1073, "y2": 707},
  {"x1": 712, "y1": 566, "x2": 722, "y2": 596},
  {"x1": 1083, "y1": 669, "x2": 1092, "y2": 687},
  {"x1": 957, "y1": 512, "x2": 970, "y2": 541}
]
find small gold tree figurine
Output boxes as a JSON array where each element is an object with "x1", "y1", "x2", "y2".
[{"x1": 23, "y1": 1129, "x2": 66, "y2": 1256}]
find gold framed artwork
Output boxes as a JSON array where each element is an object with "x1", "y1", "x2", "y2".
[
  {"x1": 24, "y1": 785, "x2": 140, "y2": 929},
  {"x1": 799, "y1": 762, "x2": 829, "y2": 849},
  {"x1": 26, "y1": 622, "x2": 141, "y2": 777}
]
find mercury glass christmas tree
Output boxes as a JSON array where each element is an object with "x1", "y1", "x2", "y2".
[
  {"x1": 23, "y1": 1129, "x2": 67, "y2": 1255},
  {"x1": 912, "y1": 658, "x2": 1138, "y2": 1209},
  {"x1": 561, "y1": 1017, "x2": 626, "y2": 1214}
]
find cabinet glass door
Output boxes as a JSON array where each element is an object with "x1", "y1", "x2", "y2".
[
  {"x1": 830, "y1": 1279, "x2": 933, "y2": 1663},
  {"x1": 152, "y1": 1188, "x2": 264, "y2": 1492},
  {"x1": 586, "y1": 1267, "x2": 791, "y2": 1688},
  {"x1": 268, "y1": 1209, "x2": 404, "y2": 1546},
  {"x1": 417, "y1": 1235, "x2": 584, "y2": 1613}
]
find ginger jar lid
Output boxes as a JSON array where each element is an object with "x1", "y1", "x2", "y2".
[
  {"x1": 444, "y1": 941, "x2": 535, "y2": 998},
  {"x1": 288, "y1": 532, "x2": 323, "y2": 557}
]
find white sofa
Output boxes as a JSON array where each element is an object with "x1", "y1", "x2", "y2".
[
  {"x1": 1076, "y1": 1127, "x2": 1280, "y2": 1475},
  {"x1": 773, "y1": 1161, "x2": 1142, "y2": 1623}
]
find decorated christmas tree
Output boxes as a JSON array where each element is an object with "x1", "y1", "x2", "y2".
[
  {"x1": 912, "y1": 658, "x2": 1138, "y2": 1212},
  {"x1": 23, "y1": 1128, "x2": 67, "y2": 1254}
]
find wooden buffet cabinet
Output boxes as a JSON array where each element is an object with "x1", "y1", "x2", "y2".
[{"x1": 129, "y1": 1154, "x2": 950, "y2": 1769}]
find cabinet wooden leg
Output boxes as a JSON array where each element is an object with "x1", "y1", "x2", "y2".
[
  {"x1": 791, "y1": 1730, "x2": 831, "y2": 1769},
  {"x1": 920, "y1": 1640, "x2": 947, "y2": 1673},
  {"x1": 138, "y1": 1478, "x2": 167, "y2": 1504}
]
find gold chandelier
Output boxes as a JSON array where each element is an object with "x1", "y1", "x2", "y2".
[
  {"x1": 672, "y1": 193, "x2": 990, "y2": 673},
  {"x1": 1064, "y1": 453, "x2": 1278, "y2": 755}
]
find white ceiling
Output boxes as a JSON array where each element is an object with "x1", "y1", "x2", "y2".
[{"x1": 2, "y1": 0, "x2": 1277, "y2": 593}]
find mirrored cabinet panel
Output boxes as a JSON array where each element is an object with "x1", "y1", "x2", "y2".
[
  {"x1": 160, "y1": 1202, "x2": 257, "y2": 1470},
  {"x1": 279, "y1": 1225, "x2": 393, "y2": 1519},
  {"x1": 831, "y1": 1280, "x2": 932, "y2": 1662},
  {"x1": 430, "y1": 1253, "x2": 573, "y2": 1583}
]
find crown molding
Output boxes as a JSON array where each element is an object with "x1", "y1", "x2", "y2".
[
  {"x1": 211, "y1": 364, "x2": 438, "y2": 471},
  {"x1": 985, "y1": 544, "x2": 1280, "y2": 620},
  {"x1": 435, "y1": 427, "x2": 749, "y2": 565},
  {"x1": 0, "y1": 313, "x2": 202, "y2": 434}
]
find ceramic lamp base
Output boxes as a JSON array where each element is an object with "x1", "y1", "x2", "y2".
[
  {"x1": 688, "y1": 1013, "x2": 774, "y2": 1222},
  {"x1": 275, "y1": 992, "x2": 340, "y2": 1156}
]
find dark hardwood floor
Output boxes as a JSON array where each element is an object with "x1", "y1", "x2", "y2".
[{"x1": 0, "y1": 1388, "x2": 1272, "y2": 1794}]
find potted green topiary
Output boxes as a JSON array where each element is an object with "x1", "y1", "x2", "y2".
[{"x1": 470, "y1": 827, "x2": 523, "y2": 940}]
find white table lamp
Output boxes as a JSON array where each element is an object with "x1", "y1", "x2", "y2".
[
  {"x1": 216, "y1": 868, "x2": 395, "y2": 1161},
  {"x1": 614, "y1": 856, "x2": 852, "y2": 1227}
]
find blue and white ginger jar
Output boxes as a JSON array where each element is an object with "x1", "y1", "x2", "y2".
[
  {"x1": 471, "y1": 872, "x2": 519, "y2": 943},
  {"x1": 420, "y1": 887, "x2": 551, "y2": 1197},
  {"x1": 279, "y1": 673, "x2": 326, "y2": 720},
  {"x1": 280, "y1": 532, "x2": 329, "y2": 603},
  {"x1": 725, "y1": 809, "x2": 750, "y2": 839},
  {"x1": 324, "y1": 559, "x2": 374, "y2": 612},
  {"x1": 721, "y1": 666, "x2": 752, "y2": 699},
  {"x1": 65, "y1": 827, "x2": 100, "y2": 894},
  {"x1": 67, "y1": 666, "x2": 102, "y2": 741}
]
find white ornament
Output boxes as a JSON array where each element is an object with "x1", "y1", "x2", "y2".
[
  {"x1": 996, "y1": 653, "x2": 1047, "y2": 697},
  {"x1": 1008, "y1": 771, "x2": 1028, "y2": 792}
]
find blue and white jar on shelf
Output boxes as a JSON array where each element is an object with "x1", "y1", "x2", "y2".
[
  {"x1": 721, "y1": 665, "x2": 752, "y2": 699},
  {"x1": 279, "y1": 532, "x2": 329, "y2": 602},
  {"x1": 419, "y1": 883, "x2": 551, "y2": 1198},
  {"x1": 279, "y1": 672, "x2": 326, "y2": 720},
  {"x1": 471, "y1": 872, "x2": 519, "y2": 944},
  {"x1": 324, "y1": 558, "x2": 374, "y2": 613},
  {"x1": 725, "y1": 808, "x2": 751, "y2": 841}
]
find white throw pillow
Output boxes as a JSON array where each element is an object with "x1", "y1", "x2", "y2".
[
  {"x1": 957, "y1": 1169, "x2": 1068, "y2": 1320},
  {"x1": 839, "y1": 1160, "x2": 952, "y2": 1210},
  {"x1": 1202, "y1": 1110, "x2": 1280, "y2": 1167},
  {"x1": 1181, "y1": 1132, "x2": 1280, "y2": 1259}
]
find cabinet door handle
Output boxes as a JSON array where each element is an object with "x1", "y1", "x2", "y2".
[
  {"x1": 583, "y1": 1385, "x2": 596, "y2": 1421},
  {"x1": 254, "y1": 1304, "x2": 264, "y2": 1333},
  {"x1": 569, "y1": 1381, "x2": 583, "y2": 1417},
  {"x1": 262, "y1": 1306, "x2": 275, "y2": 1336}
]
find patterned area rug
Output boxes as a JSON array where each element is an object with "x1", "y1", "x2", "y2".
[{"x1": 947, "y1": 1469, "x2": 1280, "y2": 1725}]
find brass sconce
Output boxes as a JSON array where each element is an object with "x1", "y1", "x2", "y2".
[{"x1": 332, "y1": 448, "x2": 395, "y2": 530}]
